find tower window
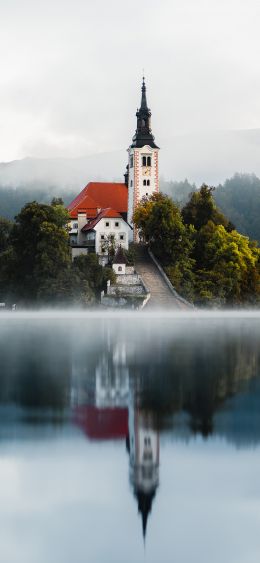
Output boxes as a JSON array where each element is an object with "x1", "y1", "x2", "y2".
[
  {"x1": 147, "y1": 180, "x2": 150, "y2": 186},
  {"x1": 143, "y1": 180, "x2": 147, "y2": 186},
  {"x1": 130, "y1": 155, "x2": 134, "y2": 168},
  {"x1": 142, "y1": 156, "x2": 151, "y2": 167},
  {"x1": 130, "y1": 180, "x2": 133, "y2": 187}
]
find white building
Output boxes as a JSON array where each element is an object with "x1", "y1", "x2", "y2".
[{"x1": 70, "y1": 207, "x2": 129, "y2": 263}]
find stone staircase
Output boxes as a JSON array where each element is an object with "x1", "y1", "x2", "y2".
[{"x1": 134, "y1": 245, "x2": 190, "y2": 309}]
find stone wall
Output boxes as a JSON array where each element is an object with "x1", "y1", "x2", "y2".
[
  {"x1": 125, "y1": 266, "x2": 135, "y2": 274},
  {"x1": 108, "y1": 284, "x2": 145, "y2": 296},
  {"x1": 115, "y1": 274, "x2": 141, "y2": 285}
]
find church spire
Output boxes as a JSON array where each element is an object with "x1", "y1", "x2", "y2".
[
  {"x1": 131, "y1": 77, "x2": 159, "y2": 149},
  {"x1": 140, "y1": 76, "x2": 148, "y2": 110}
]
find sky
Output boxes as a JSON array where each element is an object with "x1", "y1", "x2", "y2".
[{"x1": 1, "y1": 0, "x2": 260, "y2": 164}]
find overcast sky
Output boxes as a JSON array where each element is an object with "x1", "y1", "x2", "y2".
[{"x1": 1, "y1": 0, "x2": 260, "y2": 162}]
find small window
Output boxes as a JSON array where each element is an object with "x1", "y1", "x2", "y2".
[
  {"x1": 118, "y1": 266, "x2": 122, "y2": 272},
  {"x1": 73, "y1": 222, "x2": 78, "y2": 229},
  {"x1": 115, "y1": 221, "x2": 119, "y2": 227},
  {"x1": 147, "y1": 180, "x2": 150, "y2": 186},
  {"x1": 105, "y1": 221, "x2": 110, "y2": 227},
  {"x1": 142, "y1": 156, "x2": 146, "y2": 167},
  {"x1": 130, "y1": 155, "x2": 134, "y2": 168},
  {"x1": 101, "y1": 235, "x2": 105, "y2": 240},
  {"x1": 110, "y1": 234, "x2": 115, "y2": 240},
  {"x1": 147, "y1": 156, "x2": 151, "y2": 167},
  {"x1": 120, "y1": 234, "x2": 124, "y2": 240},
  {"x1": 146, "y1": 192, "x2": 149, "y2": 196},
  {"x1": 102, "y1": 248, "x2": 106, "y2": 253},
  {"x1": 130, "y1": 180, "x2": 133, "y2": 187},
  {"x1": 143, "y1": 179, "x2": 146, "y2": 186}
]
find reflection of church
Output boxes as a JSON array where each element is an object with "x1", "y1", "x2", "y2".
[
  {"x1": 127, "y1": 399, "x2": 159, "y2": 538},
  {"x1": 71, "y1": 342, "x2": 159, "y2": 539}
]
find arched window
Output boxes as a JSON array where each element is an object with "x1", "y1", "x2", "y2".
[
  {"x1": 118, "y1": 266, "x2": 122, "y2": 272},
  {"x1": 142, "y1": 156, "x2": 146, "y2": 167},
  {"x1": 147, "y1": 156, "x2": 151, "y2": 167},
  {"x1": 147, "y1": 180, "x2": 150, "y2": 186},
  {"x1": 143, "y1": 179, "x2": 146, "y2": 186}
]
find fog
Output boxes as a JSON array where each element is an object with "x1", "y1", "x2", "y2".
[
  {"x1": 1, "y1": 0, "x2": 260, "y2": 186},
  {"x1": 2, "y1": 129, "x2": 260, "y2": 189}
]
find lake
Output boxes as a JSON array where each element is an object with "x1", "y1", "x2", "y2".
[{"x1": 0, "y1": 311, "x2": 260, "y2": 563}]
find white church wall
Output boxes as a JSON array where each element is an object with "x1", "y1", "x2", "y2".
[
  {"x1": 113, "y1": 263, "x2": 126, "y2": 275},
  {"x1": 94, "y1": 217, "x2": 129, "y2": 255}
]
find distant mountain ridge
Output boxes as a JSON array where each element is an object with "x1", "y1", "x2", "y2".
[{"x1": 1, "y1": 128, "x2": 260, "y2": 189}]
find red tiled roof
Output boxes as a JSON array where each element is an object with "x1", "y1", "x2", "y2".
[
  {"x1": 68, "y1": 182, "x2": 128, "y2": 219},
  {"x1": 68, "y1": 193, "x2": 99, "y2": 219},
  {"x1": 74, "y1": 405, "x2": 128, "y2": 440},
  {"x1": 82, "y1": 208, "x2": 122, "y2": 231}
]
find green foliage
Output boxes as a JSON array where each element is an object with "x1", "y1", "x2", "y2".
[
  {"x1": 73, "y1": 254, "x2": 116, "y2": 297},
  {"x1": 194, "y1": 222, "x2": 260, "y2": 306},
  {"x1": 124, "y1": 243, "x2": 136, "y2": 265},
  {"x1": 133, "y1": 189, "x2": 260, "y2": 307},
  {"x1": 0, "y1": 216, "x2": 12, "y2": 253},
  {"x1": 133, "y1": 193, "x2": 195, "y2": 300},
  {"x1": 0, "y1": 201, "x2": 112, "y2": 307},
  {"x1": 182, "y1": 184, "x2": 232, "y2": 231},
  {"x1": 7, "y1": 201, "x2": 71, "y2": 302}
]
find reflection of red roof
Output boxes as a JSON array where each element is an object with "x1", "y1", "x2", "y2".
[
  {"x1": 82, "y1": 208, "x2": 122, "y2": 231},
  {"x1": 74, "y1": 405, "x2": 128, "y2": 440},
  {"x1": 68, "y1": 182, "x2": 128, "y2": 219}
]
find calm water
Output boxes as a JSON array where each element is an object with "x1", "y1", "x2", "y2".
[{"x1": 0, "y1": 311, "x2": 260, "y2": 563}]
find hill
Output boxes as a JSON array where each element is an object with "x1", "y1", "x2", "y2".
[{"x1": 214, "y1": 173, "x2": 260, "y2": 242}]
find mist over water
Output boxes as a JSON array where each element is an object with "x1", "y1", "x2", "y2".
[{"x1": 0, "y1": 310, "x2": 260, "y2": 562}]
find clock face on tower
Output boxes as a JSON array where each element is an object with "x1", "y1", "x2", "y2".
[{"x1": 143, "y1": 167, "x2": 151, "y2": 176}]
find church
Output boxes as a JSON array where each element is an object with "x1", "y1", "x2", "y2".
[{"x1": 67, "y1": 78, "x2": 159, "y2": 261}]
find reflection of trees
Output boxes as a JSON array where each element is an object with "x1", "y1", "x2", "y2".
[
  {"x1": 0, "y1": 319, "x2": 259, "y2": 440},
  {"x1": 125, "y1": 329, "x2": 260, "y2": 438},
  {"x1": 0, "y1": 325, "x2": 71, "y2": 415},
  {"x1": 70, "y1": 321, "x2": 260, "y2": 440}
]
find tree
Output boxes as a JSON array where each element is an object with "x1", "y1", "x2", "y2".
[
  {"x1": 0, "y1": 217, "x2": 12, "y2": 253},
  {"x1": 182, "y1": 184, "x2": 233, "y2": 231},
  {"x1": 73, "y1": 254, "x2": 116, "y2": 297},
  {"x1": 7, "y1": 201, "x2": 71, "y2": 302},
  {"x1": 194, "y1": 222, "x2": 260, "y2": 305},
  {"x1": 133, "y1": 192, "x2": 194, "y2": 265},
  {"x1": 133, "y1": 193, "x2": 195, "y2": 299}
]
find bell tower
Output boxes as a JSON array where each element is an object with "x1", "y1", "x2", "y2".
[{"x1": 127, "y1": 78, "x2": 160, "y2": 238}]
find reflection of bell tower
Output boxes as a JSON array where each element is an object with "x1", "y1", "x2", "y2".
[{"x1": 127, "y1": 399, "x2": 159, "y2": 539}]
